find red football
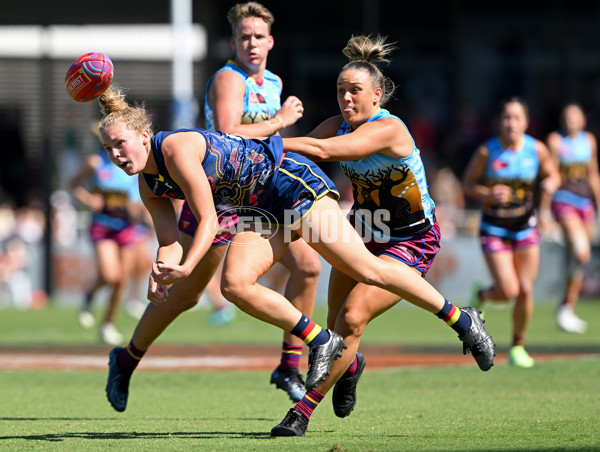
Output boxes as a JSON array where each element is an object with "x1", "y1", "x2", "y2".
[{"x1": 65, "y1": 52, "x2": 113, "y2": 102}]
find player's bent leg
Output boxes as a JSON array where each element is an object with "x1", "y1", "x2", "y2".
[
  {"x1": 271, "y1": 239, "x2": 321, "y2": 402},
  {"x1": 105, "y1": 244, "x2": 226, "y2": 412}
]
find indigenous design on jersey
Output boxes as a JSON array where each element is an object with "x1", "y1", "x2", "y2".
[
  {"x1": 93, "y1": 152, "x2": 138, "y2": 228},
  {"x1": 147, "y1": 129, "x2": 281, "y2": 209},
  {"x1": 553, "y1": 131, "x2": 593, "y2": 204},
  {"x1": 337, "y1": 108, "x2": 435, "y2": 240},
  {"x1": 481, "y1": 135, "x2": 539, "y2": 232},
  {"x1": 145, "y1": 129, "x2": 337, "y2": 226},
  {"x1": 204, "y1": 60, "x2": 281, "y2": 130}
]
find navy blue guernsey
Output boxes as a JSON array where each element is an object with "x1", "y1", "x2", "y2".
[{"x1": 144, "y1": 128, "x2": 283, "y2": 209}]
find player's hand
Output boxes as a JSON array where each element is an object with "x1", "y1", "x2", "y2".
[
  {"x1": 151, "y1": 261, "x2": 190, "y2": 286},
  {"x1": 147, "y1": 274, "x2": 170, "y2": 306},
  {"x1": 276, "y1": 96, "x2": 304, "y2": 128},
  {"x1": 488, "y1": 184, "x2": 512, "y2": 204}
]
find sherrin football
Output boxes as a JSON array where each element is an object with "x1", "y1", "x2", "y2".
[{"x1": 65, "y1": 52, "x2": 113, "y2": 102}]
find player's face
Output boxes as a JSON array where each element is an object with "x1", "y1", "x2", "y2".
[
  {"x1": 499, "y1": 102, "x2": 528, "y2": 145},
  {"x1": 101, "y1": 122, "x2": 149, "y2": 175},
  {"x1": 562, "y1": 105, "x2": 586, "y2": 135},
  {"x1": 231, "y1": 17, "x2": 273, "y2": 70},
  {"x1": 337, "y1": 69, "x2": 382, "y2": 128}
]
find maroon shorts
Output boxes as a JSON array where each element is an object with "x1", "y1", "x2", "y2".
[
  {"x1": 89, "y1": 222, "x2": 136, "y2": 247},
  {"x1": 177, "y1": 201, "x2": 237, "y2": 246},
  {"x1": 551, "y1": 200, "x2": 595, "y2": 224},
  {"x1": 480, "y1": 227, "x2": 540, "y2": 253},
  {"x1": 364, "y1": 222, "x2": 441, "y2": 277}
]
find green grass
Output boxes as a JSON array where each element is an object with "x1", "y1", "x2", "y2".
[
  {"x1": 0, "y1": 361, "x2": 599, "y2": 451},
  {"x1": 0, "y1": 299, "x2": 599, "y2": 450},
  {"x1": 1, "y1": 297, "x2": 600, "y2": 349}
]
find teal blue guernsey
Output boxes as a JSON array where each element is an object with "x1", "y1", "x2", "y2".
[
  {"x1": 204, "y1": 60, "x2": 281, "y2": 131},
  {"x1": 553, "y1": 131, "x2": 594, "y2": 205},
  {"x1": 336, "y1": 108, "x2": 436, "y2": 241},
  {"x1": 481, "y1": 134, "x2": 539, "y2": 233}
]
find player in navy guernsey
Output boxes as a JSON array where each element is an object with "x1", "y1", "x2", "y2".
[
  {"x1": 99, "y1": 77, "x2": 494, "y2": 425},
  {"x1": 547, "y1": 104, "x2": 600, "y2": 334},
  {"x1": 464, "y1": 97, "x2": 560, "y2": 368}
]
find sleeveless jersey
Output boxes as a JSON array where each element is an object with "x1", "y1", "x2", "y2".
[
  {"x1": 92, "y1": 152, "x2": 138, "y2": 226},
  {"x1": 144, "y1": 129, "x2": 282, "y2": 209},
  {"x1": 337, "y1": 108, "x2": 435, "y2": 241},
  {"x1": 553, "y1": 131, "x2": 594, "y2": 203},
  {"x1": 481, "y1": 135, "x2": 539, "y2": 231},
  {"x1": 204, "y1": 60, "x2": 281, "y2": 131}
]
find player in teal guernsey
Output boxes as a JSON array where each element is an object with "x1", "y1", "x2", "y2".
[
  {"x1": 271, "y1": 35, "x2": 495, "y2": 437},
  {"x1": 70, "y1": 150, "x2": 140, "y2": 345},
  {"x1": 464, "y1": 97, "x2": 560, "y2": 368},
  {"x1": 204, "y1": 61, "x2": 281, "y2": 130},
  {"x1": 547, "y1": 104, "x2": 600, "y2": 333},
  {"x1": 202, "y1": 1, "x2": 317, "y2": 402}
]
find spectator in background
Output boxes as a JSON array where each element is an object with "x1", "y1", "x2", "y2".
[
  {"x1": 70, "y1": 148, "x2": 139, "y2": 345},
  {"x1": 463, "y1": 97, "x2": 560, "y2": 368},
  {"x1": 546, "y1": 103, "x2": 600, "y2": 333},
  {"x1": 0, "y1": 201, "x2": 46, "y2": 309}
]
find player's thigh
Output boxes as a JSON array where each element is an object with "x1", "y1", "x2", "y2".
[
  {"x1": 295, "y1": 196, "x2": 381, "y2": 283},
  {"x1": 278, "y1": 237, "x2": 321, "y2": 276},
  {"x1": 170, "y1": 235, "x2": 227, "y2": 301},
  {"x1": 222, "y1": 229, "x2": 288, "y2": 286},
  {"x1": 513, "y1": 245, "x2": 540, "y2": 292},
  {"x1": 94, "y1": 239, "x2": 122, "y2": 281},
  {"x1": 560, "y1": 216, "x2": 592, "y2": 258},
  {"x1": 483, "y1": 249, "x2": 519, "y2": 292},
  {"x1": 336, "y1": 256, "x2": 404, "y2": 333}
]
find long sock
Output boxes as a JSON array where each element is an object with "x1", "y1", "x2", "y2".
[
  {"x1": 290, "y1": 314, "x2": 330, "y2": 347},
  {"x1": 294, "y1": 388, "x2": 324, "y2": 420},
  {"x1": 278, "y1": 342, "x2": 303, "y2": 371},
  {"x1": 341, "y1": 354, "x2": 358, "y2": 379},
  {"x1": 117, "y1": 340, "x2": 146, "y2": 371},
  {"x1": 436, "y1": 299, "x2": 471, "y2": 336}
]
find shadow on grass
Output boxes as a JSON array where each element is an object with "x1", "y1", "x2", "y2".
[{"x1": 0, "y1": 431, "x2": 272, "y2": 442}]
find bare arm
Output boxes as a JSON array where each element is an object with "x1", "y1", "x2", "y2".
[
  {"x1": 156, "y1": 132, "x2": 219, "y2": 283},
  {"x1": 138, "y1": 175, "x2": 182, "y2": 304},
  {"x1": 586, "y1": 132, "x2": 600, "y2": 215},
  {"x1": 209, "y1": 71, "x2": 302, "y2": 137},
  {"x1": 536, "y1": 139, "x2": 561, "y2": 204},
  {"x1": 462, "y1": 144, "x2": 495, "y2": 203},
  {"x1": 70, "y1": 154, "x2": 104, "y2": 211},
  {"x1": 282, "y1": 118, "x2": 412, "y2": 161}
]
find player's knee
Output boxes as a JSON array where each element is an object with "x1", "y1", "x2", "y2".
[
  {"x1": 220, "y1": 274, "x2": 250, "y2": 306},
  {"x1": 498, "y1": 284, "x2": 519, "y2": 300},
  {"x1": 340, "y1": 308, "x2": 368, "y2": 339}
]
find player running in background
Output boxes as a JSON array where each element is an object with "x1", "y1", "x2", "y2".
[
  {"x1": 270, "y1": 35, "x2": 495, "y2": 437},
  {"x1": 70, "y1": 150, "x2": 140, "y2": 344},
  {"x1": 464, "y1": 97, "x2": 560, "y2": 368},
  {"x1": 202, "y1": 1, "x2": 321, "y2": 399},
  {"x1": 546, "y1": 103, "x2": 600, "y2": 333}
]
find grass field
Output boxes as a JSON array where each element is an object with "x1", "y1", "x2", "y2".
[{"x1": 1, "y1": 299, "x2": 599, "y2": 451}]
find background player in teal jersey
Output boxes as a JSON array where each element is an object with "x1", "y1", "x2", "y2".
[
  {"x1": 547, "y1": 103, "x2": 600, "y2": 333},
  {"x1": 70, "y1": 149, "x2": 142, "y2": 345},
  {"x1": 203, "y1": 1, "x2": 320, "y2": 401},
  {"x1": 271, "y1": 35, "x2": 495, "y2": 437},
  {"x1": 464, "y1": 98, "x2": 560, "y2": 368}
]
